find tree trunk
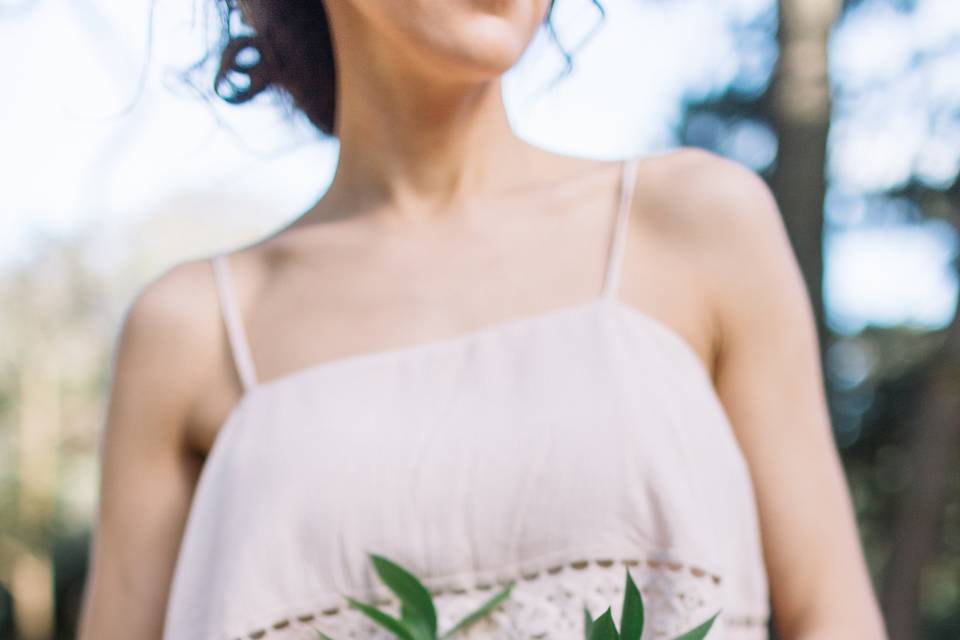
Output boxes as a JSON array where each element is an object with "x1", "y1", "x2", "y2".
[
  {"x1": 765, "y1": 0, "x2": 839, "y2": 364},
  {"x1": 881, "y1": 308, "x2": 960, "y2": 640}
]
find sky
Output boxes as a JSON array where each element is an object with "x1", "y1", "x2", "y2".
[{"x1": 2, "y1": 0, "x2": 958, "y2": 335}]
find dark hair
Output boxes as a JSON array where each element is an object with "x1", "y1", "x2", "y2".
[{"x1": 195, "y1": 0, "x2": 605, "y2": 137}]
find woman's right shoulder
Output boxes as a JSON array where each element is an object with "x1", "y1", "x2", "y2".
[
  {"x1": 119, "y1": 255, "x2": 223, "y2": 361},
  {"x1": 111, "y1": 253, "x2": 249, "y2": 437}
]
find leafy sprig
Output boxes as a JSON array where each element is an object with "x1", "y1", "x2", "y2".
[
  {"x1": 315, "y1": 555, "x2": 720, "y2": 639},
  {"x1": 314, "y1": 552, "x2": 514, "y2": 640},
  {"x1": 583, "y1": 569, "x2": 721, "y2": 640}
]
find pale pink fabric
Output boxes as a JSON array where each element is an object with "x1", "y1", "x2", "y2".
[{"x1": 162, "y1": 157, "x2": 770, "y2": 640}]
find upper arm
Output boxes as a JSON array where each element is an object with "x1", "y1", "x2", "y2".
[
  {"x1": 674, "y1": 149, "x2": 886, "y2": 638},
  {"x1": 77, "y1": 259, "x2": 220, "y2": 640}
]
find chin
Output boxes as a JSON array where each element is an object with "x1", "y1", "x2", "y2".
[
  {"x1": 430, "y1": 10, "x2": 543, "y2": 78},
  {"x1": 367, "y1": 0, "x2": 547, "y2": 81}
]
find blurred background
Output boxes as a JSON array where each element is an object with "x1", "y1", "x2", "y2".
[{"x1": 1, "y1": 0, "x2": 958, "y2": 638}]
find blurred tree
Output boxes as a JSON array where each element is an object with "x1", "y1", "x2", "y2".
[
  {"x1": 832, "y1": 0, "x2": 960, "y2": 640},
  {"x1": 765, "y1": 0, "x2": 840, "y2": 361},
  {"x1": 874, "y1": 187, "x2": 960, "y2": 638},
  {"x1": 826, "y1": 1, "x2": 960, "y2": 637},
  {"x1": 0, "y1": 193, "x2": 269, "y2": 639}
]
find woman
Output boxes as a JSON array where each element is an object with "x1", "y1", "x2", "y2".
[{"x1": 77, "y1": 0, "x2": 887, "y2": 638}]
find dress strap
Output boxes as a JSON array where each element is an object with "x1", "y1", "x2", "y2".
[
  {"x1": 601, "y1": 156, "x2": 641, "y2": 301},
  {"x1": 210, "y1": 253, "x2": 259, "y2": 393}
]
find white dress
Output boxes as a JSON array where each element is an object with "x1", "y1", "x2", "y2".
[{"x1": 162, "y1": 156, "x2": 771, "y2": 640}]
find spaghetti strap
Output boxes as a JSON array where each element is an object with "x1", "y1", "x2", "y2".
[
  {"x1": 210, "y1": 253, "x2": 259, "y2": 393},
  {"x1": 601, "y1": 156, "x2": 641, "y2": 301}
]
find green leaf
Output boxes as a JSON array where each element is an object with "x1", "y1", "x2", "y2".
[
  {"x1": 588, "y1": 607, "x2": 620, "y2": 640},
  {"x1": 583, "y1": 606, "x2": 595, "y2": 640},
  {"x1": 619, "y1": 569, "x2": 644, "y2": 640},
  {"x1": 344, "y1": 595, "x2": 416, "y2": 640},
  {"x1": 401, "y1": 601, "x2": 435, "y2": 640},
  {"x1": 439, "y1": 581, "x2": 516, "y2": 639},
  {"x1": 312, "y1": 627, "x2": 335, "y2": 640},
  {"x1": 671, "y1": 610, "x2": 721, "y2": 640},
  {"x1": 368, "y1": 553, "x2": 438, "y2": 638}
]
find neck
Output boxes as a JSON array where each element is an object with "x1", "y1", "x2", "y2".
[{"x1": 319, "y1": 8, "x2": 542, "y2": 226}]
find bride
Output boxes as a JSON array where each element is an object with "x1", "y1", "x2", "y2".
[{"x1": 77, "y1": 0, "x2": 887, "y2": 638}]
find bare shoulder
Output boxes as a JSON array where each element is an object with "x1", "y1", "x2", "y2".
[
  {"x1": 121, "y1": 257, "x2": 220, "y2": 367},
  {"x1": 662, "y1": 147, "x2": 807, "y2": 321},
  {"x1": 636, "y1": 147, "x2": 798, "y2": 300},
  {"x1": 113, "y1": 256, "x2": 226, "y2": 441},
  {"x1": 636, "y1": 147, "x2": 824, "y2": 419},
  {"x1": 633, "y1": 146, "x2": 785, "y2": 246},
  {"x1": 123, "y1": 258, "x2": 217, "y2": 336},
  {"x1": 621, "y1": 147, "x2": 802, "y2": 379}
]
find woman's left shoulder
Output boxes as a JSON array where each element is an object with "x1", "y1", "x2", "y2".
[
  {"x1": 634, "y1": 147, "x2": 811, "y2": 376},
  {"x1": 632, "y1": 147, "x2": 797, "y2": 300},
  {"x1": 636, "y1": 146, "x2": 783, "y2": 235}
]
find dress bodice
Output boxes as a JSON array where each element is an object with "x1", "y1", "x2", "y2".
[{"x1": 161, "y1": 157, "x2": 771, "y2": 640}]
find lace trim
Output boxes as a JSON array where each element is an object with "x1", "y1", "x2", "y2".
[{"x1": 230, "y1": 557, "x2": 768, "y2": 639}]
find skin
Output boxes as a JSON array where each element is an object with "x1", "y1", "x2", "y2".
[{"x1": 76, "y1": 1, "x2": 888, "y2": 638}]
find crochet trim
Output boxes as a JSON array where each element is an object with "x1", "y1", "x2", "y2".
[{"x1": 231, "y1": 556, "x2": 766, "y2": 639}]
